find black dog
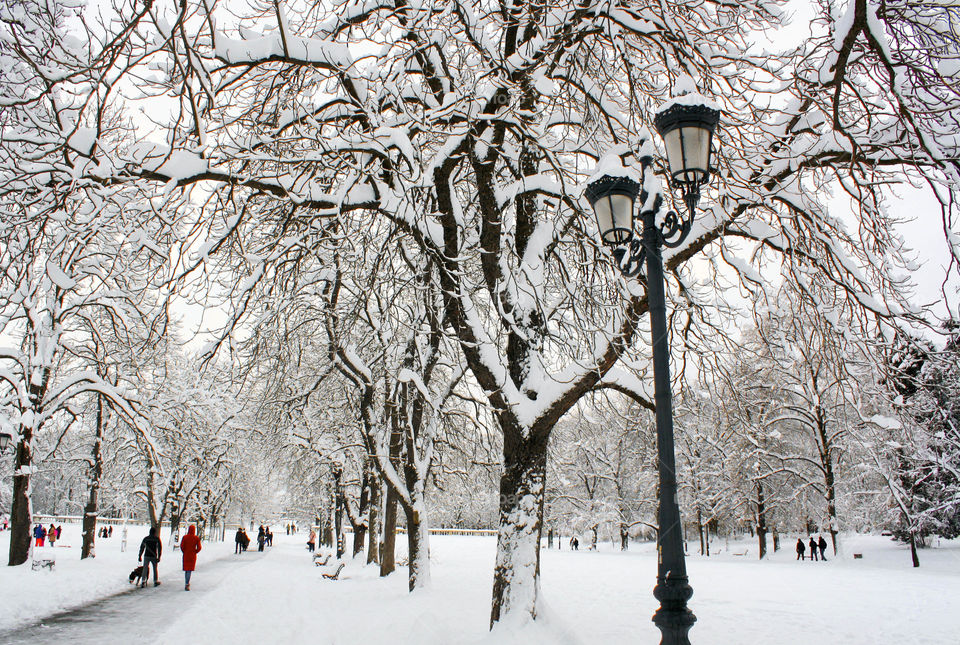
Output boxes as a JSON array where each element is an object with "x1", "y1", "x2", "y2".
[{"x1": 129, "y1": 565, "x2": 144, "y2": 585}]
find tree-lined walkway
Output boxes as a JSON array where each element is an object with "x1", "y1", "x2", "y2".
[{"x1": 0, "y1": 550, "x2": 265, "y2": 645}]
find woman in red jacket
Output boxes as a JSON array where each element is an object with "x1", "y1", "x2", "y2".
[{"x1": 180, "y1": 525, "x2": 202, "y2": 591}]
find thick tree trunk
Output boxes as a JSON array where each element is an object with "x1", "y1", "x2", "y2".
[
  {"x1": 380, "y1": 485, "x2": 399, "y2": 576},
  {"x1": 909, "y1": 530, "x2": 920, "y2": 568},
  {"x1": 489, "y1": 431, "x2": 547, "y2": 628},
  {"x1": 7, "y1": 425, "x2": 33, "y2": 566},
  {"x1": 81, "y1": 394, "x2": 106, "y2": 559},
  {"x1": 366, "y1": 474, "x2": 381, "y2": 565},
  {"x1": 404, "y1": 502, "x2": 431, "y2": 591}
]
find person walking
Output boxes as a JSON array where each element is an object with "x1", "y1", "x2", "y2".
[
  {"x1": 47, "y1": 524, "x2": 57, "y2": 547},
  {"x1": 107, "y1": 526, "x2": 112, "y2": 538},
  {"x1": 57, "y1": 525, "x2": 63, "y2": 540},
  {"x1": 138, "y1": 527, "x2": 163, "y2": 587},
  {"x1": 818, "y1": 535, "x2": 828, "y2": 561},
  {"x1": 257, "y1": 525, "x2": 266, "y2": 552},
  {"x1": 235, "y1": 527, "x2": 245, "y2": 554},
  {"x1": 307, "y1": 529, "x2": 316, "y2": 552},
  {"x1": 796, "y1": 537, "x2": 805, "y2": 560},
  {"x1": 180, "y1": 525, "x2": 202, "y2": 591},
  {"x1": 808, "y1": 537, "x2": 819, "y2": 562},
  {"x1": 266, "y1": 527, "x2": 273, "y2": 546},
  {"x1": 33, "y1": 524, "x2": 45, "y2": 547}
]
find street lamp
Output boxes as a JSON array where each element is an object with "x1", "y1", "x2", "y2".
[
  {"x1": 586, "y1": 98, "x2": 720, "y2": 645},
  {"x1": 0, "y1": 432, "x2": 11, "y2": 454}
]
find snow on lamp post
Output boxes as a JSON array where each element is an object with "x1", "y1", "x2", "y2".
[
  {"x1": 0, "y1": 432, "x2": 11, "y2": 454},
  {"x1": 586, "y1": 98, "x2": 720, "y2": 645}
]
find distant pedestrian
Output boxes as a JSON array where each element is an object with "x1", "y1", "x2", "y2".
[
  {"x1": 180, "y1": 525, "x2": 202, "y2": 591},
  {"x1": 241, "y1": 529, "x2": 250, "y2": 551},
  {"x1": 796, "y1": 538, "x2": 805, "y2": 560},
  {"x1": 307, "y1": 529, "x2": 316, "y2": 552},
  {"x1": 57, "y1": 525, "x2": 63, "y2": 540},
  {"x1": 266, "y1": 527, "x2": 273, "y2": 546},
  {"x1": 138, "y1": 527, "x2": 163, "y2": 587},
  {"x1": 818, "y1": 535, "x2": 828, "y2": 561},
  {"x1": 808, "y1": 537, "x2": 818, "y2": 562},
  {"x1": 47, "y1": 524, "x2": 57, "y2": 547},
  {"x1": 107, "y1": 526, "x2": 112, "y2": 538},
  {"x1": 257, "y1": 525, "x2": 265, "y2": 552},
  {"x1": 235, "y1": 528, "x2": 245, "y2": 554},
  {"x1": 34, "y1": 524, "x2": 45, "y2": 547}
]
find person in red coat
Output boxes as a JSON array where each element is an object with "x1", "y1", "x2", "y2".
[{"x1": 180, "y1": 525, "x2": 202, "y2": 591}]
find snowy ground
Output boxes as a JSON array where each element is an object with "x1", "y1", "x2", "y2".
[{"x1": 1, "y1": 526, "x2": 959, "y2": 644}]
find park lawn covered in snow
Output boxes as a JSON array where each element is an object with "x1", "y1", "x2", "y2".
[{"x1": 2, "y1": 529, "x2": 959, "y2": 644}]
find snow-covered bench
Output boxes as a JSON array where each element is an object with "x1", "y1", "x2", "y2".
[
  {"x1": 32, "y1": 547, "x2": 56, "y2": 571},
  {"x1": 322, "y1": 563, "x2": 345, "y2": 580}
]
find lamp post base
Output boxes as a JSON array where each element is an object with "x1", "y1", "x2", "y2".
[{"x1": 652, "y1": 577, "x2": 696, "y2": 645}]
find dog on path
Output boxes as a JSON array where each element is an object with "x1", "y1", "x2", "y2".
[{"x1": 129, "y1": 565, "x2": 145, "y2": 586}]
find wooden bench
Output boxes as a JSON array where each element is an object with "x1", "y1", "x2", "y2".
[
  {"x1": 732, "y1": 549, "x2": 749, "y2": 556},
  {"x1": 313, "y1": 554, "x2": 331, "y2": 566},
  {"x1": 322, "y1": 563, "x2": 345, "y2": 580},
  {"x1": 32, "y1": 552, "x2": 56, "y2": 571}
]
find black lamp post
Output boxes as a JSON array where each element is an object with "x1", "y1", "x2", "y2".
[
  {"x1": 0, "y1": 432, "x2": 11, "y2": 454},
  {"x1": 586, "y1": 99, "x2": 720, "y2": 645}
]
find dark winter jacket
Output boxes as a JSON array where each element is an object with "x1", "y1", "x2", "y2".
[
  {"x1": 818, "y1": 536, "x2": 827, "y2": 551},
  {"x1": 33, "y1": 524, "x2": 44, "y2": 539},
  {"x1": 139, "y1": 533, "x2": 163, "y2": 561},
  {"x1": 796, "y1": 539, "x2": 805, "y2": 553}
]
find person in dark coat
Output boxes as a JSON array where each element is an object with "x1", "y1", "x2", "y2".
[
  {"x1": 818, "y1": 535, "x2": 828, "y2": 561},
  {"x1": 808, "y1": 537, "x2": 818, "y2": 561},
  {"x1": 106, "y1": 526, "x2": 111, "y2": 538},
  {"x1": 33, "y1": 524, "x2": 45, "y2": 547},
  {"x1": 257, "y1": 525, "x2": 265, "y2": 552},
  {"x1": 796, "y1": 538, "x2": 805, "y2": 560},
  {"x1": 138, "y1": 527, "x2": 163, "y2": 587},
  {"x1": 180, "y1": 525, "x2": 202, "y2": 591},
  {"x1": 235, "y1": 528, "x2": 245, "y2": 554},
  {"x1": 57, "y1": 525, "x2": 63, "y2": 539}
]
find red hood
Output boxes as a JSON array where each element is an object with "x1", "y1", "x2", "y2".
[{"x1": 187, "y1": 525, "x2": 196, "y2": 535}]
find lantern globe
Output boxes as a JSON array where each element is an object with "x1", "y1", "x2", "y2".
[
  {"x1": 653, "y1": 102, "x2": 720, "y2": 190},
  {"x1": 585, "y1": 175, "x2": 641, "y2": 246},
  {"x1": 0, "y1": 432, "x2": 11, "y2": 452}
]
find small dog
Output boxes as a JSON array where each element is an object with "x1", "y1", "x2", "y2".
[{"x1": 129, "y1": 565, "x2": 145, "y2": 585}]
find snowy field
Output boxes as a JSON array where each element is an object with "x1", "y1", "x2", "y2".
[{"x1": 1, "y1": 526, "x2": 959, "y2": 644}]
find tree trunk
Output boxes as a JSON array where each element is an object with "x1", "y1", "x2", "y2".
[
  {"x1": 7, "y1": 425, "x2": 33, "y2": 566},
  {"x1": 756, "y1": 479, "x2": 768, "y2": 561},
  {"x1": 334, "y1": 469, "x2": 346, "y2": 559},
  {"x1": 366, "y1": 473, "x2": 381, "y2": 565},
  {"x1": 697, "y1": 508, "x2": 705, "y2": 556},
  {"x1": 909, "y1": 530, "x2": 920, "y2": 568},
  {"x1": 489, "y1": 430, "x2": 548, "y2": 628},
  {"x1": 404, "y1": 501, "x2": 431, "y2": 591},
  {"x1": 620, "y1": 523, "x2": 629, "y2": 551},
  {"x1": 81, "y1": 394, "x2": 106, "y2": 559},
  {"x1": 380, "y1": 485, "x2": 399, "y2": 576}
]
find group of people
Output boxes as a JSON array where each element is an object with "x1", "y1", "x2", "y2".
[
  {"x1": 233, "y1": 524, "x2": 274, "y2": 553},
  {"x1": 98, "y1": 525, "x2": 114, "y2": 538},
  {"x1": 33, "y1": 523, "x2": 62, "y2": 546},
  {"x1": 796, "y1": 535, "x2": 829, "y2": 561},
  {"x1": 234, "y1": 527, "x2": 251, "y2": 553},
  {"x1": 257, "y1": 525, "x2": 273, "y2": 551},
  {"x1": 285, "y1": 523, "x2": 298, "y2": 535},
  {"x1": 137, "y1": 524, "x2": 202, "y2": 591}
]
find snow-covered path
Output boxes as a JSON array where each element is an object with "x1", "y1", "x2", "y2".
[{"x1": 1, "y1": 550, "x2": 265, "y2": 645}]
